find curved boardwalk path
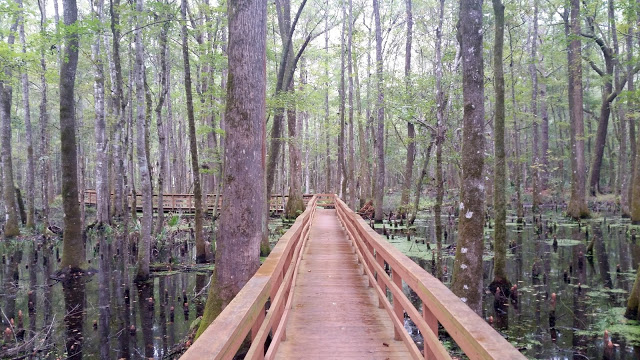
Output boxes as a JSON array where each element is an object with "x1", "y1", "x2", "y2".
[{"x1": 275, "y1": 209, "x2": 410, "y2": 359}]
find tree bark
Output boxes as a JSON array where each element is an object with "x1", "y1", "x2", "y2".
[
  {"x1": 491, "y1": 0, "x2": 509, "y2": 286},
  {"x1": 347, "y1": 0, "x2": 356, "y2": 210},
  {"x1": 324, "y1": 4, "x2": 331, "y2": 193},
  {"x1": 373, "y1": 0, "x2": 385, "y2": 223},
  {"x1": 530, "y1": 0, "x2": 540, "y2": 212},
  {"x1": 624, "y1": 25, "x2": 635, "y2": 216},
  {"x1": 566, "y1": 0, "x2": 589, "y2": 219},
  {"x1": 508, "y1": 28, "x2": 524, "y2": 222},
  {"x1": 38, "y1": 0, "x2": 51, "y2": 232},
  {"x1": 197, "y1": 0, "x2": 266, "y2": 337},
  {"x1": 109, "y1": 0, "x2": 127, "y2": 219},
  {"x1": 409, "y1": 137, "x2": 434, "y2": 225},
  {"x1": 92, "y1": 0, "x2": 109, "y2": 225},
  {"x1": 154, "y1": 12, "x2": 170, "y2": 237},
  {"x1": 134, "y1": 0, "x2": 153, "y2": 281},
  {"x1": 451, "y1": 0, "x2": 486, "y2": 315},
  {"x1": 17, "y1": 0, "x2": 35, "y2": 229},
  {"x1": 434, "y1": 0, "x2": 445, "y2": 280},
  {"x1": 59, "y1": 0, "x2": 83, "y2": 269},
  {"x1": 0, "y1": 17, "x2": 20, "y2": 239},
  {"x1": 338, "y1": 1, "x2": 347, "y2": 199},
  {"x1": 181, "y1": 0, "x2": 206, "y2": 263},
  {"x1": 399, "y1": 0, "x2": 414, "y2": 218}
]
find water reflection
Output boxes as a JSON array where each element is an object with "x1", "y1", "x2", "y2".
[
  {"x1": 0, "y1": 226, "x2": 214, "y2": 359},
  {"x1": 62, "y1": 272, "x2": 85, "y2": 359}
]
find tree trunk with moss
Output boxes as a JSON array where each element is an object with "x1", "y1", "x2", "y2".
[
  {"x1": 490, "y1": 0, "x2": 510, "y2": 292},
  {"x1": 17, "y1": 0, "x2": 35, "y2": 230},
  {"x1": 433, "y1": 0, "x2": 445, "y2": 280},
  {"x1": 565, "y1": 0, "x2": 589, "y2": 219},
  {"x1": 0, "y1": 16, "x2": 20, "y2": 239},
  {"x1": 197, "y1": 0, "x2": 266, "y2": 338},
  {"x1": 399, "y1": 0, "x2": 414, "y2": 218},
  {"x1": 134, "y1": 0, "x2": 153, "y2": 282},
  {"x1": 625, "y1": 265, "x2": 640, "y2": 319},
  {"x1": 373, "y1": 0, "x2": 385, "y2": 223},
  {"x1": 180, "y1": 0, "x2": 206, "y2": 263},
  {"x1": 59, "y1": 0, "x2": 83, "y2": 269},
  {"x1": 451, "y1": 0, "x2": 485, "y2": 316}
]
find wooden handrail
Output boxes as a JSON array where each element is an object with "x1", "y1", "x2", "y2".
[
  {"x1": 333, "y1": 196, "x2": 525, "y2": 360},
  {"x1": 181, "y1": 194, "x2": 333, "y2": 359}
]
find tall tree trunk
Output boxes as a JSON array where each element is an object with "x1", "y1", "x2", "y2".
[
  {"x1": 409, "y1": 137, "x2": 434, "y2": 225},
  {"x1": 154, "y1": 14, "x2": 170, "y2": 237},
  {"x1": 0, "y1": 17, "x2": 20, "y2": 238},
  {"x1": 566, "y1": 0, "x2": 589, "y2": 219},
  {"x1": 451, "y1": 0, "x2": 485, "y2": 315},
  {"x1": 59, "y1": 0, "x2": 83, "y2": 269},
  {"x1": 355, "y1": 59, "x2": 370, "y2": 206},
  {"x1": 338, "y1": 1, "x2": 347, "y2": 199},
  {"x1": 530, "y1": 0, "x2": 540, "y2": 212},
  {"x1": 109, "y1": 0, "x2": 126, "y2": 219},
  {"x1": 491, "y1": 0, "x2": 509, "y2": 288},
  {"x1": 181, "y1": 0, "x2": 206, "y2": 263},
  {"x1": 17, "y1": 0, "x2": 35, "y2": 229},
  {"x1": 285, "y1": 82, "x2": 304, "y2": 218},
  {"x1": 92, "y1": 0, "x2": 109, "y2": 225},
  {"x1": 434, "y1": 0, "x2": 445, "y2": 280},
  {"x1": 631, "y1": 0, "x2": 640, "y2": 222},
  {"x1": 399, "y1": 0, "x2": 414, "y2": 218},
  {"x1": 197, "y1": 0, "x2": 266, "y2": 337},
  {"x1": 134, "y1": 0, "x2": 153, "y2": 281},
  {"x1": 38, "y1": 0, "x2": 51, "y2": 232},
  {"x1": 373, "y1": 0, "x2": 385, "y2": 223},
  {"x1": 347, "y1": 0, "x2": 356, "y2": 209},
  {"x1": 324, "y1": 4, "x2": 331, "y2": 193},
  {"x1": 624, "y1": 25, "x2": 635, "y2": 216},
  {"x1": 509, "y1": 30, "x2": 524, "y2": 222},
  {"x1": 540, "y1": 82, "x2": 550, "y2": 191}
]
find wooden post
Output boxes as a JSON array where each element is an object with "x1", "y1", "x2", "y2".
[
  {"x1": 422, "y1": 302, "x2": 438, "y2": 359},
  {"x1": 392, "y1": 268, "x2": 403, "y2": 340},
  {"x1": 376, "y1": 251, "x2": 385, "y2": 309}
]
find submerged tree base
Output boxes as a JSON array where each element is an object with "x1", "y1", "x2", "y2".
[
  {"x1": 195, "y1": 274, "x2": 224, "y2": 339},
  {"x1": 488, "y1": 276, "x2": 512, "y2": 299}
]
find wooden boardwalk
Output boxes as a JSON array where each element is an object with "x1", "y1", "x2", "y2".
[
  {"x1": 83, "y1": 190, "x2": 312, "y2": 214},
  {"x1": 182, "y1": 194, "x2": 526, "y2": 360},
  {"x1": 275, "y1": 209, "x2": 410, "y2": 359}
]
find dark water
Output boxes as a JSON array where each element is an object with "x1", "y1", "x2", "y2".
[
  {"x1": 378, "y1": 210, "x2": 640, "y2": 359},
  {"x1": 0, "y1": 231, "x2": 210, "y2": 359}
]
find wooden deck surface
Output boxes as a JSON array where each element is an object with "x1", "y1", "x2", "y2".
[{"x1": 275, "y1": 209, "x2": 411, "y2": 359}]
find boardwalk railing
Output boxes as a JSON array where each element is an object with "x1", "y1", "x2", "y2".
[
  {"x1": 83, "y1": 190, "x2": 313, "y2": 213},
  {"x1": 182, "y1": 194, "x2": 333, "y2": 359},
  {"x1": 333, "y1": 196, "x2": 525, "y2": 360}
]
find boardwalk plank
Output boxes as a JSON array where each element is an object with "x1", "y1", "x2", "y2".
[{"x1": 275, "y1": 209, "x2": 411, "y2": 359}]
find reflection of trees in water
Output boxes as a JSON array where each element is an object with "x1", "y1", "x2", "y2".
[
  {"x1": 62, "y1": 273, "x2": 85, "y2": 360},
  {"x1": 3, "y1": 248, "x2": 23, "y2": 327},
  {"x1": 137, "y1": 281, "x2": 155, "y2": 358},
  {"x1": 98, "y1": 233, "x2": 111, "y2": 359},
  {"x1": 159, "y1": 276, "x2": 168, "y2": 355},
  {"x1": 115, "y1": 236, "x2": 131, "y2": 359}
]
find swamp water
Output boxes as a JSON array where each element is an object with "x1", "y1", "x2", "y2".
[
  {"x1": 377, "y1": 210, "x2": 640, "y2": 359},
  {"x1": 0, "y1": 218, "x2": 289, "y2": 359}
]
